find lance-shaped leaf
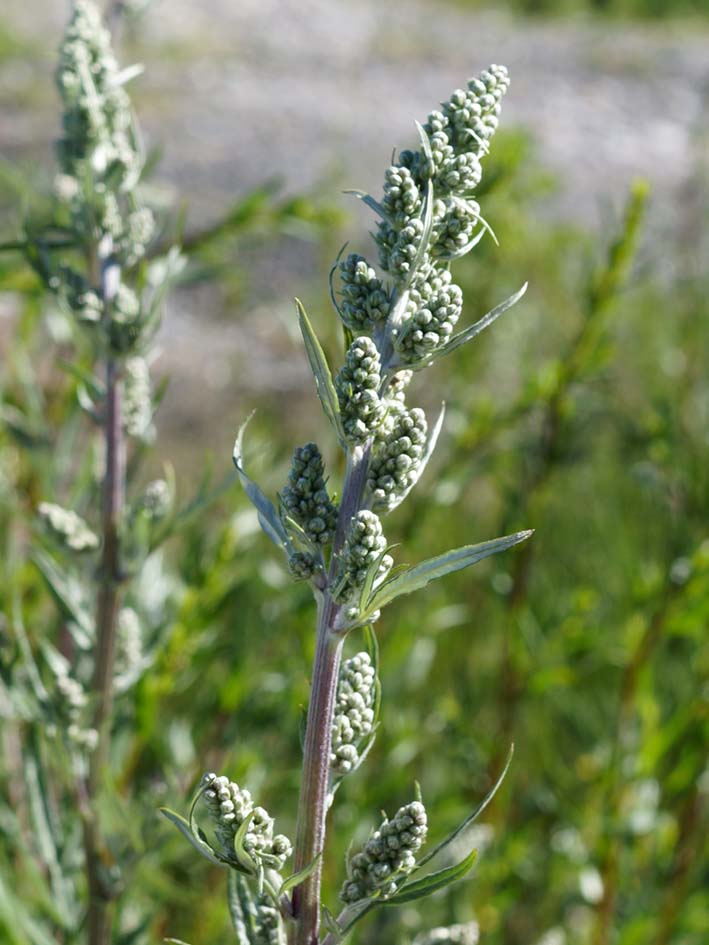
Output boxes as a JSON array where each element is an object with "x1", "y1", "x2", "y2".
[
  {"x1": 343, "y1": 189, "x2": 387, "y2": 220},
  {"x1": 159, "y1": 808, "x2": 224, "y2": 867},
  {"x1": 279, "y1": 854, "x2": 322, "y2": 898},
  {"x1": 295, "y1": 299, "x2": 346, "y2": 444},
  {"x1": 383, "y1": 848, "x2": 478, "y2": 904},
  {"x1": 417, "y1": 746, "x2": 514, "y2": 871},
  {"x1": 226, "y1": 871, "x2": 259, "y2": 945},
  {"x1": 438, "y1": 283, "x2": 528, "y2": 360},
  {"x1": 233, "y1": 416, "x2": 290, "y2": 551},
  {"x1": 363, "y1": 531, "x2": 532, "y2": 617}
]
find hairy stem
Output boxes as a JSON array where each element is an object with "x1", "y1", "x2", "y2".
[
  {"x1": 290, "y1": 446, "x2": 370, "y2": 945},
  {"x1": 83, "y1": 240, "x2": 125, "y2": 945}
]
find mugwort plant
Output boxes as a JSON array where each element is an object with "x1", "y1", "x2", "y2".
[{"x1": 163, "y1": 51, "x2": 530, "y2": 945}]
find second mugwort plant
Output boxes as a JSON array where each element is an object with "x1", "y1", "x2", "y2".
[{"x1": 163, "y1": 62, "x2": 531, "y2": 945}]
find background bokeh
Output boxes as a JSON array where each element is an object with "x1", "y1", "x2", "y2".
[{"x1": 1, "y1": 2, "x2": 707, "y2": 944}]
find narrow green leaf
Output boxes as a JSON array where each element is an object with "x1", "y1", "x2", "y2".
[
  {"x1": 439, "y1": 283, "x2": 528, "y2": 359},
  {"x1": 233, "y1": 416, "x2": 290, "y2": 550},
  {"x1": 404, "y1": 179, "x2": 435, "y2": 292},
  {"x1": 384, "y1": 849, "x2": 478, "y2": 904},
  {"x1": 343, "y1": 190, "x2": 386, "y2": 219},
  {"x1": 365, "y1": 531, "x2": 532, "y2": 615},
  {"x1": 227, "y1": 871, "x2": 258, "y2": 945},
  {"x1": 417, "y1": 745, "x2": 514, "y2": 870},
  {"x1": 295, "y1": 299, "x2": 345, "y2": 443},
  {"x1": 159, "y1": 808, "x2": 224, "y2": 867},
  {"x1": 279, "y1": 853, "x2": 322, "y2": 897}
]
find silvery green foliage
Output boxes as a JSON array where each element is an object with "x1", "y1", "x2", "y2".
[
  {"x1": 330, "y1": 651, "x2": 376, "y2": 775},
  {"x1": 281, "y1": 443, "x2": 338, "y2": 548},
  {"x1": 336, "y1": 337, "x2": 385, "y2": 445},
  {"x1": 202, "y1": 773, "x2": 293, "y2": 873},
  {"x1": 340, "y1": 800, "x2": 428, "y2": 903},
  {"x1": 37, "y1": 502, "x2": 99, "y2": 552},
  {"x1": 413, "y1": 922, "x2": 480, "y2": 945},
  {"x1": 333, "y1": 511, "x2": 393, "y2": 605}
]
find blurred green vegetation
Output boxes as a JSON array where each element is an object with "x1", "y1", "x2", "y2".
[
  {"x1": 1, "y1": 118, "x2": 707, "y2": 945},
  {"x1": 441, "y1": 0, "x2": 709, "y2": 20}
]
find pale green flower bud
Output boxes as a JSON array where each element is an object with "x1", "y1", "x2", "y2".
[
  {"x1": 333, "y1": 511, "x2": 392, "y2": 603},
  {"x1": 282, "y1": 443, "x2": 338, "y2": 546},
  {"x1": 394, "y1": 269, "x2": 463, "y2": 363},
  {"x1": 201, "y1": 773, "x2": 292, "y2": 872},
  {"x1": 414, "y1": 923, "x2": 480, "y2": 945},
  {"x1": 38, "y1": 501, "x2": 99, "y2": 552},
  {"x1": 331, "y1": 651, "x2": 376, "y2": 775},
  {"x1": 123, "y1": 356, "x2": 153, "y2": 440},
  {"x1": 338, "y1": 253, "x2": 390, "y2": 333},
  {"x1": 340, "y1": 800, "x2": 428, "y2": 903},
  {"x1": 336, "y1": 337, "x2": 385, "y2": 445},
  {"x1": 368, "y1": 407, "x2": 427, "y2": 511}
]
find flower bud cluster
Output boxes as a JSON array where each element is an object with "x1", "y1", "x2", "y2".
[
  {"x1": 140, "y1": 479, "x2": 171, "y2": 520},
  {"x1": 201, "y1": 773, "x2": 292, "y2": 872},
  {"x1": 287, "y1": 551, "x2": 321, "y2": 582},
  {"x1": 368, "y1": 407, "x2": 427, "y2": 511},
  {"x1": 281, "y1": 444, "x2": 338, "y2": 546},
  {"x1": 333, "y1": 511, "x2": 392, "y2": 604},
  {"x1": 123, "y1": 357, "x2": 154, "y2": 441},
  {"x1": 338, "y1": 254, "x2": 390, "y2": 333},
  {"x1": 432, "y1": 197, "x2": 481, "y2": 259},
  {"x1": 330, "y1": 651, "x2": 376, "y2": 775},
  {"x1": 376, "y1": 217, "x2": 425, "y2": 281},
  {"x1": 49, "y1": 660, "x2": 97, "y2": 750},
  {"x1": 340, "y1": 800, "x2": 428, "y2": 903},
  {"x1": 414, "y1": 923, "x2": 480, "y2": 945},
  {"x1": 107, "y1": 284, "x2": 141, "y2": 353},
  {"x1": 116, "y1": 607, "x2": 142, "y2": 673},
  {"x1": 368, "y1": 65, "x2": 509, "y2": 366},
  {"x1": 382, "y1": 165, "x2": 422, "y2": 227},
  {"x1": 55, "y1": 1, "x2": 155, "y2": 268},
  {"x1": 252, "y1": 900, "x2": 283, "y2": 945},
  {"x1": 55, "y1": 0, "x2": 136, "y2": 185},
  {"x1": 38, "y1": 502, "x2": 99, "y2": 552},
  {"x1": 394, "y1": 269, "x2": 463, "y2": 363},
  {"x1": 440, "y1": 65, "x2": 510, "y2": 152},
  {"x1": 336, "y1": 337, "x2": 385, "y2": 445}
]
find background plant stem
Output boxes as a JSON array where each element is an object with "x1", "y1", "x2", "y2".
[{"x1": 82, "y1": 239, "x2": 125, "y2": 945}]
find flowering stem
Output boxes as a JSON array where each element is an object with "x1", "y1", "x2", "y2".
[{"x1": 290, "y1": 446, "x2": 370, "y2": 945}]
